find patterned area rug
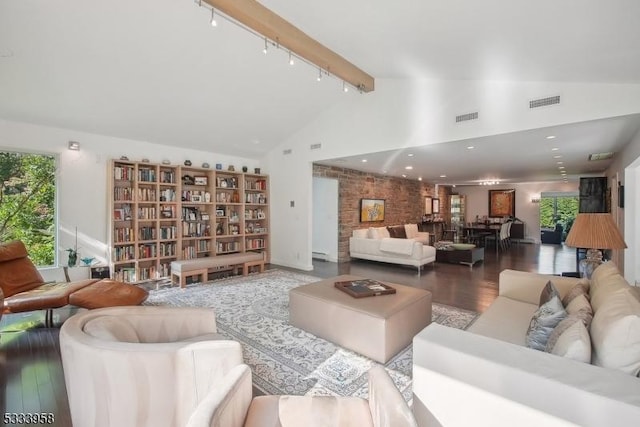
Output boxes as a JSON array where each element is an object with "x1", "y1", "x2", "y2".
[{"x1": 144, "y1": 269, "x2": 478, "y2": 400}]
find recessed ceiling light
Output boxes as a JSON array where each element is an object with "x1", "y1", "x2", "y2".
[
  {"x1": 553, "y1": 155, "x2": 562, "y2": 159},
  {"x1": 558, "y1": 166, "x2": 565, "y2": 169},
  {"x1": 418, "y1": 177, "x2": 422, "y2": 181},
  {"x1": 402, "y1": 174, "x2": 407, "y2": 178},
  {"x1": 467, "y1": 146, "x2": 475, "y2": 150},
  {"x1": 408, "y1": 153, "x2": 414, "y2": 157},
  {"x1": 557, "y1": 161, "x2": 563, "y2": 164},
  {"x1": 382, "y1": 170, "x2": 387, "y2": 174},
  {"x1": 405, "y1": 166, "x2": 413, "y2": 170},
  {"x1": 551, "y1": 147, "x2": 559, "y2": 151},
  {"x1": 361, "y1": 159, "x2": 367, "y2": 163},
  {"x1": 546, "y1": 135, "x2": 556, "y2": 139},
  {"x1": 440, "y1": 174, "x2": 447, "y2": 178}
]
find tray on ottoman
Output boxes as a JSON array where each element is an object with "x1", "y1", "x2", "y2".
[{"x1": 289, "y1": 275, "x2": 432, "y2": 363}]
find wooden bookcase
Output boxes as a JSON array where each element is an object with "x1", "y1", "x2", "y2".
[{"x1": 108, "y1": 160, "x2": 269, "y2": 283}]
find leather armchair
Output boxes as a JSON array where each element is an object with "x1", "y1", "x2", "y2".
[
  {"x1": 59, "y1": 306, "x2": 243, "y2": 427},
  {"x1": 0, "y1": 240, "x2": 98, "y2": 323},
  {"x1": 186, "y1": 364, "x2": 417, "y2": 427},
  {"x1": 0, "y1": 240, "x2": 147, "y2": 325}
]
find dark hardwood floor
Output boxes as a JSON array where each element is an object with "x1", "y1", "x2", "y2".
[{"x1": 0, "y1": 242, "x2": 576, "y2": 426}]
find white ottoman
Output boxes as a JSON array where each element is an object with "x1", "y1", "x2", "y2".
[{"x1": 289, "y1": 275, "x2": 432, "y2": 363}]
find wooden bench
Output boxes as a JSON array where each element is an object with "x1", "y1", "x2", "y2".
[{"x1": 170, "y1": 252, "x2": 266, "y2": 288}]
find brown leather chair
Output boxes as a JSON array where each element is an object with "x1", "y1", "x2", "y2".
[{"x1": 0, "y1": 240, "x2": 148, "y2": 326}]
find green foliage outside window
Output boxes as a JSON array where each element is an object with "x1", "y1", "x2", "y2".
[
  {"x1": 539, "y1": 195, "x2": 579, "y2": 239},
  {"x1": 0, "y1": 152, "x2": 56, "y2": 266}
]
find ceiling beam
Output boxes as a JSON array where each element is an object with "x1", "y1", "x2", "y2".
[{"x1": 202, "y1": 0, "x2": 375, "y2": 92}]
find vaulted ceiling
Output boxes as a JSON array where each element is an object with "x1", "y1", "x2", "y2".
[{"x1": 2, "y1": 0, "x2": 640, "y2": 183}]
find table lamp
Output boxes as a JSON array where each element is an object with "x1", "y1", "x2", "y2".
[{"x1": 564, "y1": 213, "x2": 627, "y2": 278}]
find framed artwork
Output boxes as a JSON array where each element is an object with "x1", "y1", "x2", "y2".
[
  {"x1": 424, "y1": 196, "x2": 432, "y2": 215},
  {"x1": 489, "y1": 189, "x2": 516, "y2": 217},
  {"x1": 194, "y1": 176, "x2": 208, "y2": 186},
  {"x1": 360, "y1": 198, "x2": 385, "y2": 222},
  {"x1": 432, "y1": 198, "x2": 440, "y2": 214}
]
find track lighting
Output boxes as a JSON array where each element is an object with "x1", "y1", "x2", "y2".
[
  {"x1": 193, "y1": 0, "x2": 373, "y2": 93},
  {"x1": 210, "y1": 8, "x2": 217, "y2": 27}
]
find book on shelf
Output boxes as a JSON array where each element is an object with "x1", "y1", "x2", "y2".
[{"x1": 334, "y1": 279, "x2": 396, "y2": 298}]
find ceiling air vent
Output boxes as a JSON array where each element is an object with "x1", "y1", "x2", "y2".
[
  {"x1": 310, "y1": 143, "x2": 322, "y2": 150},
  {"x1": 455, "y1": 112, "x2": 478, "y2": 123},
  {"x1": 529, "y1": 95, "x2": 560, "y2": 109},
  {"x1": 283, "y1": 149, "x2": 292, "y2": 155},
  {"x1": 589, "y1": 152, "x2": 614, "y2": 161}
]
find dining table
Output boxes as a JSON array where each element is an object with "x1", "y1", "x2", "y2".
[{"x1": 462, "y1": 224, "x2": 502, "y2": 255}]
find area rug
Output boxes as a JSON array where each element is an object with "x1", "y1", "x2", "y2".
[{"x1": 143, "y1": 269, "x2": 478, "y2": 400}]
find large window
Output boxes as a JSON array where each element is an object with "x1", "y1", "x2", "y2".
[
  {"x1": 540, "y1": 192, "x2": 579, "y2": 238},
  {"x1": 0, "y1": 151, "x2": 56, "y2": 266}
]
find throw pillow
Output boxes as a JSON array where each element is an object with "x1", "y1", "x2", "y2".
[
  {"x1": 404, "y1": 223, "x2": 418, "y2": 239},
  {"x1": 590, "y1": 287, "x2": 640, "y2": 376},
  {"x1": 546, "y1": 315, "x2": 592, "y2": 363},
  {"x1": 561, "y1": 280, "x2": 590, "y2": 306},
  {"x1": 526, "y1": 293, "x2": 567, "y2": 351},
  {"x1": 539, "y1": 280, "x2": 559, "y2": 307},
  {"x1": 387, "y1": 225, "x2": 407, "y2": 239},
  {"x1": 352, "y1": 228, "x2": 369, "y2": 239},
  {"x1": 566, "y1": 293, "x2": 593, "y2": 318},
  {"x1": 368, "y1": 227, "x2": 390, "y2": 239}
]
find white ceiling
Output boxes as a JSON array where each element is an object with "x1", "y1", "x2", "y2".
[{"x1": 2, "y1": 0, "x2": 640, "y2": 183}]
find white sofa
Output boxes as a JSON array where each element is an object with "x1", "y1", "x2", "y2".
[
  {"x1": 412, "y1": 263, "x2": 640, "y2": 426},
  {"x1": 349, "y1": 225, "x2": 435, "y2": 275}
]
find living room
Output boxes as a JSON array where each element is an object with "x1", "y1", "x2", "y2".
[{"x1": 2, "y1": 1, "x2": 640, "y2": 426}]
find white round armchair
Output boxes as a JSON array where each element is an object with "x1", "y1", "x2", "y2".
[{"x1": 59, "y1": 306, "x2": 243, "y2": 427}]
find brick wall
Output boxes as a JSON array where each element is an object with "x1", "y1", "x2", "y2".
[{"x1": 313, "y1": 164, "x2": 450, "y2": 261}]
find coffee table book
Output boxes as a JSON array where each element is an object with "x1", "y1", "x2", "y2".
[{"x1": 334, "y1": 279, "x2": 396, "y2": 298}]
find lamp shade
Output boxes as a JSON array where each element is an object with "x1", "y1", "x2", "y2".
[{"x1": 565, "y1": 213, "x2": 627, "y2": 249}]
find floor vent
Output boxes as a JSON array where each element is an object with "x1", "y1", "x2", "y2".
[
  {"x1": 283, "y1": 149, "x2": 292, "y2": 155},
  {"x1": 455, "y1": 112, "x2": 478, "y2": 123},
  {"x1": 529, "y1": 95, "x2": 560, "y2": 108}
]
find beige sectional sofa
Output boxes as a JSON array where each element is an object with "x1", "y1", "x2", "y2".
[
  {"x1": 412, "y1": 263, "x2": 640, "y2": 426},
  {"x1": 349, "y1": 225, "x2": 435, "y2": 275}
]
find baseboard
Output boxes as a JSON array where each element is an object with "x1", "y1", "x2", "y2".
[{"x1": 270, "y1": 258, "x2": 314, "y2": 271}]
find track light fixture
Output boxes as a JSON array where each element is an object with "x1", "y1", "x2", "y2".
[
  {"x1": 195, "y1": 0, "x2": 374, "y2": 93},
  {"x1": 210, "y1": 8, "x2": 218, "y2": 27}
]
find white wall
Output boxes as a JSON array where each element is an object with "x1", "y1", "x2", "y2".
[
  {"x1": 455, "y1": 182, "x2": 579, "y2": 243},
  {"x1": 265, "y1": 79, "x2": 640, "y2": 270},
  {"x1": 608, "y1": 127, "x2": 640, "y2": 284},
  {"x1": 312, "y1": 177, "x2": 339, "y2": 262},
  {"x1": 0, "y1": 119, "x2": 258, "y2": 266}
]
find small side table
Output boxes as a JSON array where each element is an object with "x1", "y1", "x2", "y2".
[{"x1": 63, "y1": 266, "x2": 90, "y2": 282}]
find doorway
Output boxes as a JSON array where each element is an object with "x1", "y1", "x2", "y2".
[{"x1": 312, "y1": 177, "x2": 339, "y2": 262}]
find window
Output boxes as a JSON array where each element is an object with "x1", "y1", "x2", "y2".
[
  {"x1": 540, "y1": 192, "x2": 579, "y2": 238},
  {"x1": 0, "y1": 151, "x2": 57, "y2": 266}
]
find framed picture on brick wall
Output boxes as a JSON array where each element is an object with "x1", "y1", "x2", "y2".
[{"x1": 360, "y1": 198, "x2": 385, "y2": 222}]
